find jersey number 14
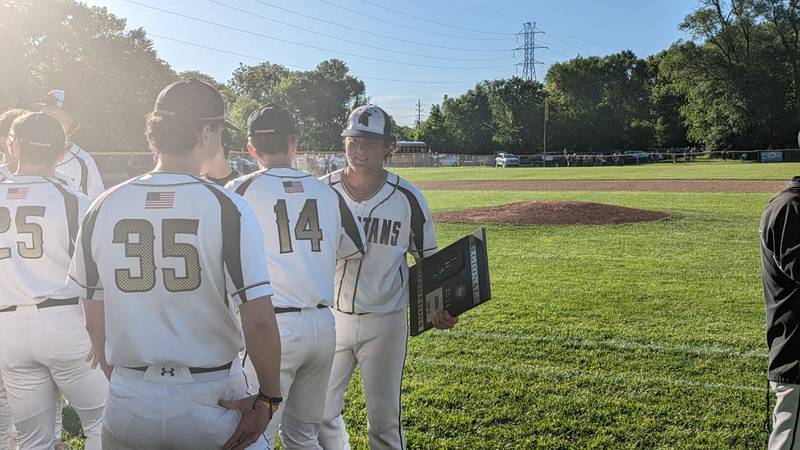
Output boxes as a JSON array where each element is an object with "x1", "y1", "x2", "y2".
[{"x1": 274, "y1": 199, "x2": 322, "y2": 254}]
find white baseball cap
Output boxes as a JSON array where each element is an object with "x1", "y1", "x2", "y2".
[{"x1": 341, "y1": 105, "x2": 392, "y2": 141}]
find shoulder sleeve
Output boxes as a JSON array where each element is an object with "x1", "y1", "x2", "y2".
[
  {"x1": 763, "y1": 197, "x2": 800, "y2": 282},
  {"x1": 207, "y1": 188, "x2": 272, "y2": 304},
  {"x1": 85, "y1": 154, "x2": 105, "y2": 199},
  {"x1": 398, "y1": 181, "x2": 438, "y2": 259},
  {"x1": 333, "y1": 188, "x2": 366, "y2": 259},
  {"x1": 67, "y1": 201, "x2": 104, "y2": 301}
]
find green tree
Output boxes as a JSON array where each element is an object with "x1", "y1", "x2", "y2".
[
  {"x1": 0, "y1": 0, "x2": 175, "y2": 151},
  {"x1": 417, "y1": 104, "x2": 452, "y2": 152}
]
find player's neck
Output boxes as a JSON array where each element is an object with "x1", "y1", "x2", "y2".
[
  {"x1": 259, "y1": 154, "x2": 292, "y2": 169},
  {"x1": 153, "y1": 154, "x2": 204, "y2": 176},
  {"x1": 343, "y1": 167, "x2": 387, "y2": 201},
  {"x1": 206, "y1": 162, "x2": 233, "y2": 179},
  {"x1": 15, "y1": 164, "x2": 54, "y2": 177}
]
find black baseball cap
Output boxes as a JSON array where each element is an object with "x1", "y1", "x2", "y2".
[
  {"x1": 153, "y1": 79, "x2": 238, "y2": 130},
  {"x1": 10, "y1": 112, "x2": 66, "y2": 150},
  {"x1": 247, "y1": 104, "x2": 295, "y2": 137}
]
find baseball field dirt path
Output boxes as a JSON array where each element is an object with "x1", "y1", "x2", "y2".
[{"x1": 416, "y1": 179, "x2": 788, "y2": 192}]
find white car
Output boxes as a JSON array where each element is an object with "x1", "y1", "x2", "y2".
[
  {"x1": 495, "y1": 152, "x2": 520, "y2": 167},
  {"x1": 435, "y1": 154, "x2": 461, "y2": 167}
]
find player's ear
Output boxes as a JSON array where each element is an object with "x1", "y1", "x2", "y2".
[{"x1": 246, "y1": 142, "x2": 258, "y2": 159}]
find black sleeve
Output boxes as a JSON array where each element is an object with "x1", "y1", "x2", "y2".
[{"x1": 763, "y1": 199, "x2": 800, "y2": 282}]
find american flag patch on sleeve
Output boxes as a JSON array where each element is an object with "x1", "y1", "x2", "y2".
[
  {"x1": 283, "y1": 181, "x2": 304, "y2": 193},
  {"x1": 145, "y1": 192, "x2": 175, "y2": 209},
  {"x1": 7, "y1": 187, "x2": 28, "y2": 200}
]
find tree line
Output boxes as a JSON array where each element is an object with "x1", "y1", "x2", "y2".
[{"x1": 2, "y1": 0, "x2": 798, "y2": 153}]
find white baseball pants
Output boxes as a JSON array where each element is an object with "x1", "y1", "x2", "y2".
[
  {"x1": 244, "y1": 306, "x2": 336, "y2": 450},
  {"x1": 0, "y1": 304, "x2": 107, "y2": 450},
  {"x1": 319, "y1": 308, "x2": 408, "y2": 450},
  {"x1": 102, "y1": 364, "x2": 266, "y2": 449},
  {"x1": 0, "y1": 377, "x2": 12, "y2": 450},
  {"x1": 771, "y1": 382, "x2": 800, "y2": 449}
]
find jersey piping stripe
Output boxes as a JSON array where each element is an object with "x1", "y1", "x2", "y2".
[
  {"x1": 351, "y1": 260, "x2": 364, "y2": 313},
  {"x1": 396, "y1": 184, "x2": 427, "y2": 256},
  {"x1": 234, "y1": 173, "x2": 261, "y2": 196},
  {"x1": 200, "y1": 183, "x2": 249, "y2": 304},
  {"x1": 336, "y1": 259, "x2": 348, "y2": 311},
  {"x1": 229, "y1": 280, "x2": 271, "y2": 298},
  {"x1": 76, "y1": 153, "x2": 89, "y2": 194},
  {"x1": 46, "y1": 178, "x2": 80, "y2": 257},
  {"x1": 78, "y1": 177, "x2": 138, "y2": 299},
  {"x1": 334, "y1": 189, "x2": 365, "y2": 257},
  {"x1": 68, "y1": 274, "x2": 102, "y2": 291}
]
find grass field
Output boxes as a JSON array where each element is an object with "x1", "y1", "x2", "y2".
[
  {"x1": 393, "y1": 161, "x2": 800, "y2": 182},
  {"x1": 63, "y1": 164, "x2": 774, "y2": 449},
  {"x1": 333, "y1": 189, "x2": 769, "y2": 449}
]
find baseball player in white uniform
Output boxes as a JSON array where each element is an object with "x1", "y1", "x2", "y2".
[
  {"x1": 68, "y1": 79, "x2": 283, "y2": 450},
  {"x1": 228, "y1": 105, "x2": 366, "y2": 449},
  {"x1": 0, "y1": 112, "x2": 108, "y2": 450},
  {"x1": 318, "y1": 106, "x2": 458, "y2": 450},
  {"x1": 38, "y1": 90, "x2": 105, "y2": 198}
]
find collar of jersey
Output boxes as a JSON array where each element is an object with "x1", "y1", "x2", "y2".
[
  {"x1": 2, "y1": 175, "x2": 54, "y2": 184},
  {"x1": 340, "y1": 171, "x2": 398, "y2": 205},
  {"x1": 261, "y1": 167, "x2": 310, "y2": 178},
  {"x1": 134, "y1": 171, "x2": 205, "y2": 186}
]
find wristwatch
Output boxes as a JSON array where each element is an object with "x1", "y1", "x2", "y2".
[{"x1": 256, "y1": 390, "x2": 283, "y2": 418}]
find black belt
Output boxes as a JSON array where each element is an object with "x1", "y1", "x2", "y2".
[
  {"x1": 332, "y1": 308, "x2": 370, "y2": 316},
  {"x1": 274, "y1": 304, "x2": 327, "y2": 314},
  {"x1": 0, "y1": 297, "x2": 79, "y2": 313},
  {"x1": 128, "y1": 361, "x2": 233, "y2": 374}
]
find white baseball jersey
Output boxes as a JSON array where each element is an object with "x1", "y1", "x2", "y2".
[
  {"x1": 67, "y1": 172, "x2": 273, "y2": 368},
  {"x1": 228, "y1": 167, "x2": 365, "y2": 309},
  {"x1": 0, "y1": 175, "x2": 90, "y2": 308},
  {"x1": 321, "y1": 170, "x2": 438, "y2": 314},
  {"x1": 57, "y1": 143, "x2": 104, "y2": 198},
  {"x1": 1, "y1": 162, "x2": 80, "y2": 191}
]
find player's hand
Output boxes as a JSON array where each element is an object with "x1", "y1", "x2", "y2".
[
  {"x1": 219, "y1": 396, "x2": 270, "y2": 450},
  {"x1": 432, "y1": 311, "x2": 458, "y2": 329},
  {"x1": 86, "y1": 349, "x2": 114, "y2": 380}
]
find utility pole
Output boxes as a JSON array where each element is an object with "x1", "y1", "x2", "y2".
[
  {"x1": 416, "y1": 99, "x2": 422, "y2": 130},
  {"x1": 543, "y1": 94, "x2": 549, "y2": 166},
  {"x1": 515, "y1": 21, "x2": 546, "y2": 81}
]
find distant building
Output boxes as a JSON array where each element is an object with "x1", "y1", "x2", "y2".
[{"x1": 396, "y1": 141, "x2": 429, "y2": 153}]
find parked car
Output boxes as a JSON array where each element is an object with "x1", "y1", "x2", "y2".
[
  {"x1": 435, "y1": 154, "x2": 461, "y2": 167},
  {"x1": 495, "y1": 152, "x2": 521, "y2": 167}
]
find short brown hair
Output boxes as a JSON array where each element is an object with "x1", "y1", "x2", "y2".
[
  {"x1": 9, "y1": 112, "x2": 67, "y2": 166},
  {"x1": 249, "y1": 134, "x2": 292, "y2": 157},
  {"x1": 145, "y1": 112, "x2": 223, "y2": 155},
  {"x1": 0, "y1": 109, "x2": 29, "y2": 138}
]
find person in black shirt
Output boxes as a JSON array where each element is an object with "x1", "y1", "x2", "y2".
[
  {"x1": 761, "y1": 176, "x2": 800, "y2": 449},
  {"x1": 206, "y1": 129, "x2": 241, "y2": 186}
]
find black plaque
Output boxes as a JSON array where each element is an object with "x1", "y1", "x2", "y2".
[{"x1": 409, "y1": 228, "x2": 491, "y2": 336}]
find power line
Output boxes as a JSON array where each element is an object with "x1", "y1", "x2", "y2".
[
  {"x1": 246, "y1": 0, "x2": 512, "y2": 53},
  {"x1": 207, "y1": 0, "x2": 515, "y2": 62},
  {"x1": 440, "y1": 0, "x2": 520, "y2": 26},
  {"x1": 147, "y1": 33, "x2": 480, "y2": 85},
  {"x1": 314, "y1": 0, "x2": 511, "y2": 42},
  {"x1": 355, "y1": 0, "x2": 510, "y2": 36},
  {"x1": 122, "y1": 0, "x2": 515, "y2": 70},
  {"x1": 539, "y1": 30, "x2": 594, "y2": 55}
]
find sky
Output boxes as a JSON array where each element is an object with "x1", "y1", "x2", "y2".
[{"x1": 85, "y1": 0, "x2": 698, "y2": 126}]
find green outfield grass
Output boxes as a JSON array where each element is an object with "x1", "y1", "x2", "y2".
[
  {"x1": 338, "y1": 190, "x2": 770, "y2": 449},
  {"x1": 62, "y1": 186, "x2": 771, "y2": 449},
  {"x1": 393, "y1": 161, "x2": 800, "y2": 182}
]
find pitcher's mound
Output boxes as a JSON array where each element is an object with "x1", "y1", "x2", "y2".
[{"x1": 434, "y1": 201, "x2": 670, "y2": 225}]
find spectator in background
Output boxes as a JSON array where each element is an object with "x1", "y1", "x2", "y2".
[{"x1": 206, "y1": 128, "x2": 241, "y2": 186}]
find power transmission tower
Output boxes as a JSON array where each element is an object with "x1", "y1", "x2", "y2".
[
  {"x1": 515, "y1": 22, "x2": 546, "y2": 81},
  {"x1": 416, "y1": 99, "x2": 423, "y2": 128}
]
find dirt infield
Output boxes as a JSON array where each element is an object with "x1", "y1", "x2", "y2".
[
  {"x1": 434, "y1": 201, "x2": 671, "y2": 226},
  {"x1": 417, "y1": 179, "x2": 788, "y2": 192}
]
